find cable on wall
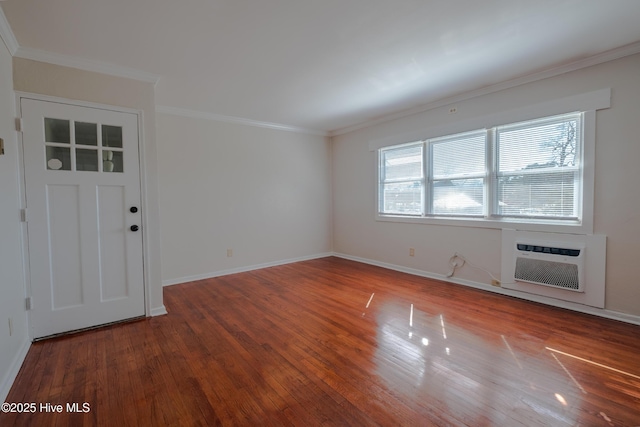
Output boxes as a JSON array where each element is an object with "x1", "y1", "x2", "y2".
[{"x1": 446, "y1": 252, "x2": 500, "y2": 284}]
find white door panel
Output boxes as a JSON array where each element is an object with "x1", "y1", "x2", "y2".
[
  {"x1": 47, "y1": 184, "x2": 83, "y2": 309},
  {"x1": 22, "y1": 98, "x2": 144, "y2": 339}
]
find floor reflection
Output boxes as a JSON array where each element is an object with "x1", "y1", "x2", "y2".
[
  {"x1": 549, "y1": 352, "x2": 587, "y2": 394},
  {"x1": 546, "y1": 346, "x2": 640, "y2": 381},
  {"x1": 368, "y1": 297, "x2": 637, "y2": 425}
]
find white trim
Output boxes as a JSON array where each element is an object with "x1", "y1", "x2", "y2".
[
  {"x1": 368, "y1": 88, "x2": 610, "y2": 151},
  {"x1": 162, "y1": 252, "x2": 333, "y2": 287},
  {"x1": 14, "y1": 93, "x2": 32, "y2": 339},
  {"x1": 332, "y1": 41, "x2": 640, "y2": 137},
  {"x1": 156, "y1": 105, "x2": 329, "y2": 137},
  {"x1": 136, "y1": 107, "x2": 154, "y2": 319},
  {"x1": 150, "y1": 305, "x2": 168, "y2": 316},
  {"x1": 15, "y1": 91, "x2": 143, "y2": 116},
  {"x1": 14, "y1": 46, "x2": 160, "y2": 85},
  {"x1": 374, "y1": 213, "x2": 592, "y2": 235},
  {"x1": 332, "y1": 252, "x2": 640, "y2": 327},
  {"x1": 0, "y1": 6, "x2": 18, "y2": 55},
  {"x1": 580, "y1": 110, "x2": 596, "y2": 234},
  {"x1": 0, "y1": 338, "x2": 30, "y2": 402}
]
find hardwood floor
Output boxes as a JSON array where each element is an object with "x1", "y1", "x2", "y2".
[{"x1": 2, "y1": 257, "x2": 639, "y2": 426}]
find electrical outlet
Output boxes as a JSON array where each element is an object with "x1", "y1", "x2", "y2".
[
  {"x1": 226, "y1": 249, "x2": 233, "y2": 257},
  {"x1": 409, "y1": 248, "x2": 415, "y2": 257},
  {"x1": 448, "y1": 107, "x2": 457, "y2": 114},
  {"x1": 491, "y1": 279, "x2": 501, "y2": 287}
]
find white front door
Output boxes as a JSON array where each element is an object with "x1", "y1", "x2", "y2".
[{"x1": 21, "y1": 98, "x2": 145, "y2": 339}]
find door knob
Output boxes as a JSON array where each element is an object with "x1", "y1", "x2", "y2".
[
  {"x1": 130, "y1": 206, "x2": 138, "y2": 213},
  {"x1": 130, "y1": 225, "x2": 139, "y2": 232}
]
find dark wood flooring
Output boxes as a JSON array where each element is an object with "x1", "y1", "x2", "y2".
[{"x1": 2, "y1": 257, "x2": 640, "y2": 426}]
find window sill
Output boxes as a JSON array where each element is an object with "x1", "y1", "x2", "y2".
[{"x1": 375, "y1": 214, "x2": 592, "y2": 234}]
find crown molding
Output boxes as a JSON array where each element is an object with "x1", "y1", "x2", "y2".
[
  {"x1": 156, "y1": 105, "x2": 329, "y2": 137},
  {"x1": 0, "y1": 6, "x2": 159, "y2": 84},
  {"x1": 14, "y1": 46, "x2": 160, "y2": 85},
  {"x1": 0, "y1": 6, "x2": 18, "y2": 55},
  {"x1": 330, "y1": 41, "x2": 640, "y2": 137}
]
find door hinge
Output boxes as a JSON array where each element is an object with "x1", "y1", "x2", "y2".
[
  {"x1": 15, "y1": 118, "x2": 23, "y2": 132},
  {"x1": 20, "y1": 208, "x2": 27, "y2": 222},
  {"x1": 25, "y1": 297, "x2": 31, "y2": 311}
]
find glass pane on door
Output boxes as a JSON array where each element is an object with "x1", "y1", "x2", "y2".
[
  {"x1": 46, "y1": 146, "x2": 71, "y2": 170},
  {"x1": 103, "y1": 150, "x2": 123, "y2": 173},
  {"x1": 75, "y1": 122, "x2": 98, "y2": 146},
  {"x1": 45, "y1": 118, "x2": 70, "y2": 144},
  {"x1": 76, "y1": 148, "x2": 99, "y2": 171},
  {"x1": 102, "y1": 125, "x2": 123, "y2": 148}
]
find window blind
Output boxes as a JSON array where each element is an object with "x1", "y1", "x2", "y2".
[{"x1": 496, "y1": 114, "x2": 580, "y2": 218}]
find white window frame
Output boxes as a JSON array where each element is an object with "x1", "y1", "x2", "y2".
[
  {"x1": 373, "y1": 89, "x2": 609, "y2": 234},
  {"x1": 428, "y1": 130, "x2": 487, "y2": 218},
  {"x1": 378, "y1": 141, "x2": 425, "y2": 216},
  {"x1": 493, "y1": 112, "x2": 582, "y2": 221}
]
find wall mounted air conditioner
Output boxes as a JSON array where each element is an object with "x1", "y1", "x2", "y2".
[
  {"x1": 501, "y1": 230, "x2": 606, "y2": 308},
  {"x1": 513, "y1": 240, "x2": 585, "y2": 292}
]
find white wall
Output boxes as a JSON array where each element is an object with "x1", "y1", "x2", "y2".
[
  {"x1": 0, "y1": 41, "x2": 29, "y2": 401},
  {"x1": 157, "y1": 113, "x2": 332, "y2": 285},
  {"x1": 332, "y1": 53, "x2": 640, "y2": 317}
]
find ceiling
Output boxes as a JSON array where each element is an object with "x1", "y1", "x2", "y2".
[{"x1": 2, "y1": 0, "x2": 640, "y2": 134}]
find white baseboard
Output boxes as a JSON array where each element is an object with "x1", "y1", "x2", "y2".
[
  {"x1": 0, "y1": 338, "x2": 31, "y2": 403},
  {"x1": 332, "y1": 252, "x2": 640, "y2": 327},
  {"x1": 162, "y1": 252, "x2": 334, "y2": 287},
  {"x1": 150, "y1": 305, "x2": 168, "y2": 317}
]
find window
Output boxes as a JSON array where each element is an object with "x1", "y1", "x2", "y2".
[
  {"x1": 378, "y1": 112, "x2": 585, "y2": 227},
  {"x1": 431, "y1": 131, "x2": 486, "y2": 216},
  {"x1": 379, "y1": 143, "x2": 423, "y2": 215},
  {"x1": 495, "y1": 114, "x2": 579, "y2": 219},
  {"x1": 44, "y1": 118, "x2": 124, "y2": 173}
]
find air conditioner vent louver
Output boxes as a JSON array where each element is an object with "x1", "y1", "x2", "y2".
[{"x1": 515, "y1": 257, "x2": 580, "y2": 290}]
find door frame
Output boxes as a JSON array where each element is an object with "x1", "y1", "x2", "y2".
[{"x1": 15, "y1": 92, "x2": 152, "y2": 339}]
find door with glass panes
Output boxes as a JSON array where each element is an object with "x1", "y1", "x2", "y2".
[{"x1": 21, "y1": 98, "x2": 144, "y2": 339}]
